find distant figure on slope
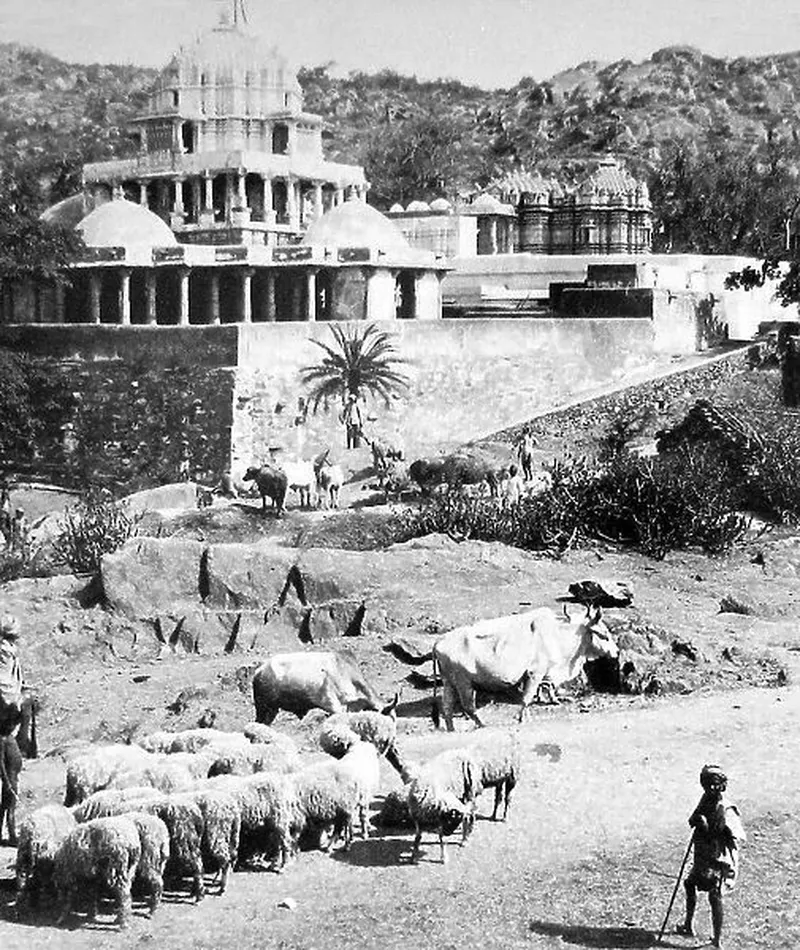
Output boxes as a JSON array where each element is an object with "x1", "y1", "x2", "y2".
[
  {"x1": 676, "y1": 765, "x2": 746, "y2": 949},
  {"x1": 517, "y1": 430, "x2": 537, "y2": 481},
  {"x1": 0, "y1": 615, "x2": 36, "y2": 758},
  {"x1": 502, "y1": 464, "x2": 525, "y2": 508}
]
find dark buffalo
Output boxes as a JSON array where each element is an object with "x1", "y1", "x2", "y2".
[
  {"x1": 408, "y1": 457, "x2": 448, "y2": 493},
  {"x1": 243, "y1": 465, "x2": 288, "y2": 515}
]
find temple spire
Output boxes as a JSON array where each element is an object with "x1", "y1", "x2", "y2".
[{"x1": 217, "y1": 0, "x2": 248, "y2": 26}]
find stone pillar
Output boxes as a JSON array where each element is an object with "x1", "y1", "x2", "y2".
[
  {"x1": 306, "y1": 268, "x2": 317, "y2": 321},
  {"x1": 89, "y1": 272, "x2": 101, "y2": 324},
  {"x1": 290, "y1": 273, "x2": 302, "y2": 321},
  {"x1": 203, "y1": 172, "x2": 213, "y2": 213},
  {"x1": 314, "y1": 183, "x2": 323, "y2": 219},
  {"x1": 145, "y1": 271, "x2": 157, "y2": 325},
  {"x1": 490, "y1": 218, "x2": 498, "y2": 254},
  {"x1": 241, "y1": 267, "x2": 253, "y2": 323},
  {"x1": 264, "y1": 272, "x2": 276, "y2": 321},
  {"x1": 54, "y1": 283, "x2": 66, "y2": 324},
  {"x1": 192, "y1": 178, "x2": 202, "y2": 222},
  {"x1": 173, "y1": 179, "x2": 184, "y2": 216},
  {"x1": 139, "y1": 181, "x2": 148, "y2": 206},
  {"x1": 334, "y1": 187, "x2": 344, "y2": 207},
  {"x1": 365, "y1": 268, "x2": 396, "y2": 321},
  {"x1": 208, "y1": 272, "x2": 220, "y2": 324},
  {"x1": 177, "y1": 268, "x2": 190, "y2": 326},
  {"x1": 119, "y1": 268, "x2": 131, "y2": 325},
  {"x1": 286, "y1": 177, "x2": 297, "y2": 227},
  {"x1": 236, "y1": 170, "x2": 247, "y2": 210}
]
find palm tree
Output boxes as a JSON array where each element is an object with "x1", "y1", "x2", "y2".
[{"x1": 299, "y1": 323, "x2": 411, "y2": 413}]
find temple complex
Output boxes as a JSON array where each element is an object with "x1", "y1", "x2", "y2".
[
  {"x1": 385, "y1": 158, "x2": 653, "y2": 257},
  {"x1": 0, "y1": 2, "x2": 447, "y2": 327}
]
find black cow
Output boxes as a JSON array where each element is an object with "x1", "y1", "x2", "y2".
[{"x1": 243, "y1": 465, "x2": 288, "y2": 515}]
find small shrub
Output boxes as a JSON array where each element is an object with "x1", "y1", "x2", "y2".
[{"x1": 52, "y1": 491, "x2": 143, "y2": 574}]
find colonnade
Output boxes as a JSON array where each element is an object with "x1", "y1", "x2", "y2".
[{"x1": 110, "y1": 173, "x2": 368, "y2": 231}]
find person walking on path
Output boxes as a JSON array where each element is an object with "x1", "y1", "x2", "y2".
[
  {"x1": 0, "y1": 616, "x2": 25, "y2": 736},
  {"x1": 675, "y1": 764, "x2": 746, "y2": 949}
]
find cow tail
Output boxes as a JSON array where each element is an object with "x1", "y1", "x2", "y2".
[{"x1": 430, "y1": 648, "x2": 441, "y2": 729}]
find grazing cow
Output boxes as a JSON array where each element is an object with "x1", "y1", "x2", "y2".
[
  {"x1": 252, "y1": 651, "x2": 388, "y2": 725},
  {"x1": 432, "y1": 605, "x2": 618, "y2": 730},
  {"x1": 313, "y1": 451, "x2": 344, "y2": 509},
  {"x1": 243, "y1": 465, "x2": 288, "y2": 515},
  {"x1": 368, "y1": 437, "x2": 405, "y2": 480},
  {"x1": 280, "y1": 459, "x2": 316, "y2": 509}
]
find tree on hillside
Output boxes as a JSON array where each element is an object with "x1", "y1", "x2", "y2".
[
  {"x1": 650, "y1": 139, "x2": 799, "y2": 256},
  {"x1": 0, "y1": 167, "x2": 84, "y2": 284}
]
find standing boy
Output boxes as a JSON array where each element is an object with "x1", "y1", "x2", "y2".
[{"x1": 676, "y1": 765, "x2": 746, "y2": 949}]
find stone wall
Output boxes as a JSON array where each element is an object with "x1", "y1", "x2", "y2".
[{"x1": 231, "y1": 318, "x2": 663, "y2": 471}]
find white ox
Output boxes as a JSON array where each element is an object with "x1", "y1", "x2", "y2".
[
  {"x1": 280, "y1": 459, "x2": 316, "y2": 509},
  {"x1": 252, "y1": 651, "x2": 386, "y2": 725},
  {"x1": 432, "y1": 605, "x2": 618, "y2": 730}
]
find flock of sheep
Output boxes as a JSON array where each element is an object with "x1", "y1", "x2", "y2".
[{"x1": 13, "y1": 710, "x2": 519, "y2": 929}]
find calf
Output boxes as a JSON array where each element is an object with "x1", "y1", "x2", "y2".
[{"x1": 243, "y1": 465, "x2": 288, "y2": 516}]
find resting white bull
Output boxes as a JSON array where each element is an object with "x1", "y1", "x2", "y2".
[
  {"x1": 252, "y1": 651, "x2": 386, "y2": 725},
  {"x1": 432, "y1": 605, "x2": 618, "y2": 730}
]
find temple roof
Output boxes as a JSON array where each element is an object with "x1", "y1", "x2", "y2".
[
  {"x1": 304, "y1": 198, "x2": 410, "y2": 252},
  {"x1": 41, "y1": 193, "x2": 100, "y2": 229},
  {"x1": 76, "y1": 199, "x2": 178, "y2": 247}
]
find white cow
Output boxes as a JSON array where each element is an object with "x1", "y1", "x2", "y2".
[{"x1": 432, "y1": 605, "x2": 618, "y2": 730}]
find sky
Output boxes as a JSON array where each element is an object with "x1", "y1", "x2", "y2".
[{"x1": 1, "y1": 0, "x2": 800, "y2": 89}]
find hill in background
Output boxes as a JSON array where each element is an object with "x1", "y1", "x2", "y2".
[{"x1": 3, "y1": 41, "x2": 800, "y2": 253}]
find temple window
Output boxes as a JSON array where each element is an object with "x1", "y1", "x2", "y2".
[
  {"x1": 272, "y1": 123, "x2": 289, "y2": 154},
  {"x1": 181, "y1": 122, "x2": 196, "y2": 154},
  {"x1": 172, "y1": 90, "x2": 179, "y2": 108}
]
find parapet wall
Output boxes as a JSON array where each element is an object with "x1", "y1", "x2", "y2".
[
  {"x1": 0, "y1": 318, "x2": 674, "y2": 488},
  {"x1": 231, "y1": 318, "x2": 662, "y2": 470}
]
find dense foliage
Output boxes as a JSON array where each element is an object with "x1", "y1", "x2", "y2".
[
  {"x1": 52, "y1": 491, "x2": 143, "y2": 574},
  {"x1": 0, "y1": 349, "x2": 75, "y2": 466},
  {"x1": 395, "y1": 424, "x2": 800, "y2": 560}
]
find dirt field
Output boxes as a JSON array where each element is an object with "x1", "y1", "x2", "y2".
[{"x1": 1, "y1": 357, "x2": 799, "y2": 949}]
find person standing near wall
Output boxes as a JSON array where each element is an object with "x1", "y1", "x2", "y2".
[{"x1": 340, "y1": 393, "x2": 365, "y2": 449}]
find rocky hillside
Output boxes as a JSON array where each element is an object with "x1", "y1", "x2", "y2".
[{"x1": 3, "y1": 41, "x2": 800, "y2": 238}]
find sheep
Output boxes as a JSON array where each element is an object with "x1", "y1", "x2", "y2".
[
  {"x1": 139, "y1": 795, "x2": 205, "y2": 901},
  {"x1": 129, "y1": 812, "x2": 170, "y2": 917},
  {"x1": 72, "y1": 786, "x2": 162, "y2": 823},
  {"x1": 137, "y1": 728, "x2": 250, "y2": 755},
  {"x1": 393, "y1": 744, "x2": 480, "y2": 863},
  {"x1": 65, "y1": 745, "x2": 198, "y2": 805},
  {"x1": 207, "y1": 740, "x2": 300, "y2": 777},
  {"x1": 294, "y1": 741, "x2": 380, "y2": 851},
  {"x1": 228, "y1": 771, "x2": 301, "y2": 872},
  {"x1": 318, "y1": 708, "x2": 398, "y2": 761},
  {"x1": 15, "y1": 803, "x2": 77, "y2": 913},
  {"x1": 408, "y1": 782, "x2": 470, "y2": 865},
  {"x1": 191, "y1": 788, "x2": 241, "y2": 895},
  {"x1": 470, "y1": 733, "x2": 520, "y2": 822},
  {"x1": 53, "y1": 815, "x2": 141, "y2": 928},
  {"x1": 64, "y1": 744, "x2": 153, "y2": 806}
]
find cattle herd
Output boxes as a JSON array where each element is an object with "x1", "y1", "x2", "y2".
[{"x1": 3, "y1": 603, "x2": 618, "y2": 932}]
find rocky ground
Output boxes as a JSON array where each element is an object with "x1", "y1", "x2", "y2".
[{"x1": 0, "y1": 351, "x2": 798, "y2": 948}]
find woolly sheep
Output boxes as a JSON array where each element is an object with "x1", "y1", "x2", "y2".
[
  {"x1": 138, "y1": 728, "x2": 250, "y2": 755},
  {"x1": 318, "y1": 710, "x2": 397, "y2": 760},
  {"x1": 395, "y1": 745, "x2": 480, "y2": 863},
  {"x1": 139, "y1": 795, "x2": 205, "y2": 901},
  {"x1": 231, "y1": 772, "x2": 301, "y2": 872},
  {"x1": 15, "y1": 803, "x2": 77, "y2": 913},
  {"x1": 72, "y1": 786, "x2": 162, "y2": 823},
  {"x1": 53, "y1": 815, "x2": 141, "y2": 928},
  {"x1": 64, "y1": 745, "x2": 153, "y2": 806},
  {"x1": 207, "y1": 741, "x2": 300, "y2": 778},
  {"x1": 407, "y1": 781, "x2": 469, "y2": 864},
  {"x1": 294, "y1": 741, "x2": 380, "y2": 851},
  {"x1": 129, "y1": 812, "x2": 170, "y2": 916},
  {"x1": 470, "y1": 733, "x2": 520, "y2": 821},
  {"x1": 191, "y1": 788, "x2": 240, "y2": 895}
]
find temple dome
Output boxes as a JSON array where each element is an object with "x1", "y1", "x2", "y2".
[
  {"x1": 148, "y1": 20, "x2": 302, "y2": 119},
  {"x1": 304, "y1": 198, "x2": 410, "y2": 251},
  {"x1": 579, "y1": 158, "x2": 638, "y2": 199},
  {"x1": 470, "y1": 193, "x2": 504, "y2": 213},
  {"x1": 429, "y1": 198, "x2": 451, "y2": 212},
  {"x1": 406, "y1": 200, "x2": 430, "y2": 213},
  {"x1": 77, "y1": 199, "x2": 178, "y2": 247}
]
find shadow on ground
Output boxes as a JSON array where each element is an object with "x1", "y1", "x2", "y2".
[{"x1": 529, "y1": 920, "x2": 657, "y2": 947}]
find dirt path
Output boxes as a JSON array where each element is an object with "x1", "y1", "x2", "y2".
[{"x1": 2, "y1": 681, "x2": 797, "y2": 950}]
